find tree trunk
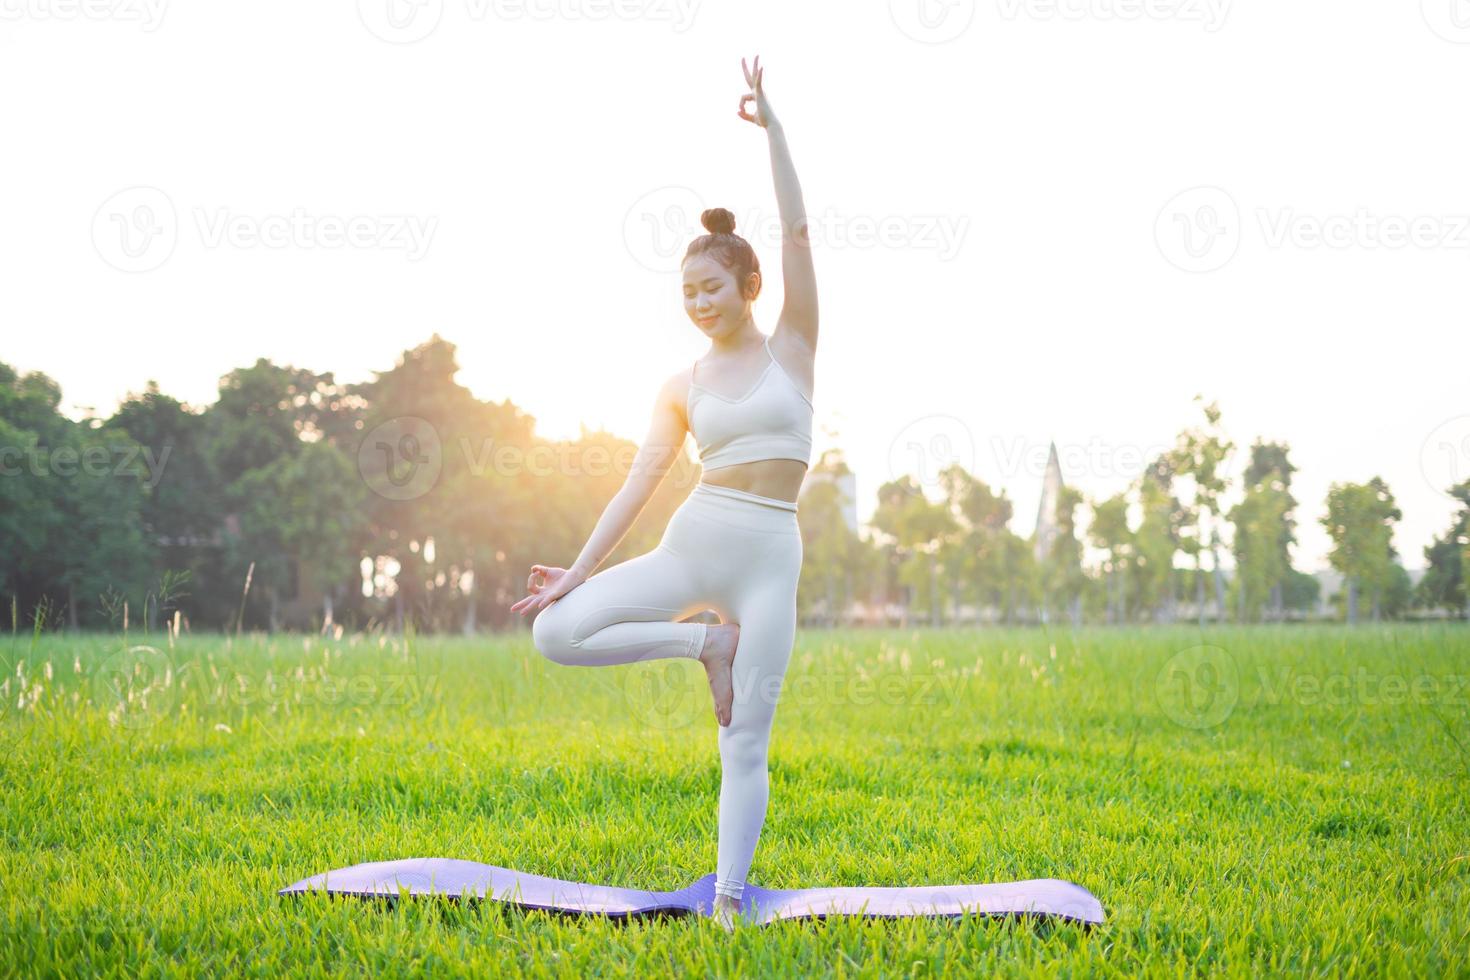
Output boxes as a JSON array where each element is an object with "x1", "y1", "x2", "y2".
[
  {"x1": 1210, "y1": 532, "x2": 1227, "y2": 623},
  {"x1": 1195, "y1": 559, "x2": 1206, "y2": 627},
  {"x1": 1346, "y1": 576, "x2": 1358, "y2": 625},
  {"x1": 460, "y1": 560, "x2": 478, "y2": 635},
  {"x1": 930, "y1": 554, "x2": 941, "y2": 627},
  {"x1": 825, "y1": 568, "x2": 836, "y2": 628}
]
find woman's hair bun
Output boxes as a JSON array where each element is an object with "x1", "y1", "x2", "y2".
[{"x1": 701, "y1": 207, "x2": 736, "y2": 236}]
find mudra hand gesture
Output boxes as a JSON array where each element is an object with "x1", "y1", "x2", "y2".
[
  {"x1": 738, "y1": 55, "x2": 776, "y2": 129},
  {"x1": 510, "y1": 564, "x2": 586, "y2": 617}
]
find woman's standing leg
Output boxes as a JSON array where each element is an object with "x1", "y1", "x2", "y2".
[
  {"x1": 713, "y1": 573, "x2": 800, "y2": 903},
  {"x1": 530, "y1": 544, "x2": 709, "y2": 667}
]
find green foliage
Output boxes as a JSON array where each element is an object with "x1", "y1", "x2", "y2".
[
  {"x1": 2, "y1": 355, "x2": 1453, "y2": 632},
  {"x1": 1320, "y1": 477, "x2": 1405, "y2": 623},
  {"x1": 1417, "y1": 480, "x2": 1470, "y2": 617}
]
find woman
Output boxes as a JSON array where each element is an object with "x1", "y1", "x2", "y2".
[{"x1": 509, "y1": 55, "x2": 817, "y2": 931}]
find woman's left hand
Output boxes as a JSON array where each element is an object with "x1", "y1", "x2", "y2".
[{"x1": 737, "y1": 55, "x2": 776, "y2": 129}]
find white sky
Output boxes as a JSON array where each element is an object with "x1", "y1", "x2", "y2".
[{"x1": 3, "y1": 0, "x2": 1468, "y2": 572}]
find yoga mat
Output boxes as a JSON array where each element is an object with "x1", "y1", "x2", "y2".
[{"x1": 279, "y1": 858, "x2": 1105, "y2": 926}]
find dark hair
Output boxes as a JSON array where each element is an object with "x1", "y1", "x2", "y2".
[{"x1": 683, "y1": 207, "x2": 761, "y2": 301}]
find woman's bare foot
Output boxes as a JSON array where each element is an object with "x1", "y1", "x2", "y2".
[
  {"x1": 712, "y1": 893, "x2": 743, "y2": 933},
  {"x1": 699, "y1": 623, "x2": 740, "y2": 727}
]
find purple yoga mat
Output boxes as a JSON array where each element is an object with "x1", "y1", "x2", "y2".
[{"x1": 279, "y1": 858, "x2": 1105, "y2": 926}]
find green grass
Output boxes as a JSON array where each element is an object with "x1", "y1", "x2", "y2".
[{"x1": 2, "y1": 624, "x2": 1467, "y2": 977}]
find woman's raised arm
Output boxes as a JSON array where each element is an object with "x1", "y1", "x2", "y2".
[{"x1": 739, "y1": 56, "x2": 817, "y2": 355}]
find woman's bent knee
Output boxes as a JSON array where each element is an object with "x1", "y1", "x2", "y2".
[{"x1": 531, "y1": 603, "x2": 577, "y2": 665}]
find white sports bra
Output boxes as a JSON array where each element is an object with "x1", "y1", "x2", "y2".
[{"x1": 687, "y1": 334, "x2": 814, "y2": 472}]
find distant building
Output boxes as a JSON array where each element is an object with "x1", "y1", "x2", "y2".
[
  {"x1": 1033, "y1": 441, "x2": 1063, "y2": 562},
  {"x1": 801, "y1": 466, "x2": 859, "y2": 535}
]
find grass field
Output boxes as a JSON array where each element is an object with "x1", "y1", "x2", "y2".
[{"x1": 2, "y1": 623, "x2": 1467, "y2": 976}]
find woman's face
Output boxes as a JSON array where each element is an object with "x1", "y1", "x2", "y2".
[{"x1": 682, "y1": 253, "x2": 757, "y2": 338}]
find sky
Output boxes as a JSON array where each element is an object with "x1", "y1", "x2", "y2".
[{"x1": 3, "y1": 0, "x2": 1467, "y2": 573}]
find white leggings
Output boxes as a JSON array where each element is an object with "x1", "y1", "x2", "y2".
[{"x1": 531, "y1": 480, "x2": 803, "y2": 902}]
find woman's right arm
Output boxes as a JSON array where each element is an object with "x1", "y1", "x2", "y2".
[
  {"x1": 511, "y1": 373, "x2": 691, "y2": 616},
  {"x1": 568, "y1": 372, "x2": 690, "y2": 577}
]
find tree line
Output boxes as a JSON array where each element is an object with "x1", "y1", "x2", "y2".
[{"x1": 2, "y1": 337, "x2": 1465, "y2": 632}]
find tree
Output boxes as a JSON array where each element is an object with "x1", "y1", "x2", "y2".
[
  {"x1": 799, "y1": 450, "x2": 864, "y2": 626},
  {"x1": 1168, "y1": 396, "x2": 1235, "y2": 623},
  {"x1": 1227, "y1": 441, "x2": 1300, "y2": 623},
  {"x1": 1416, "y1": 479, "x2": 1469, "y2": 619},
  {"x1": 1087, "y1": 491, "x2": 1133, "y2": 624},
  {"x1": 1320, "y1": 477, "x2": 1403, "y2": 624},
  {"x1": 1037, "y1": 485, "x2": 1086, "y2": 626},
  {"x1": 1133, "y1": 453, "x2": 1187, "y2": 622}
]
